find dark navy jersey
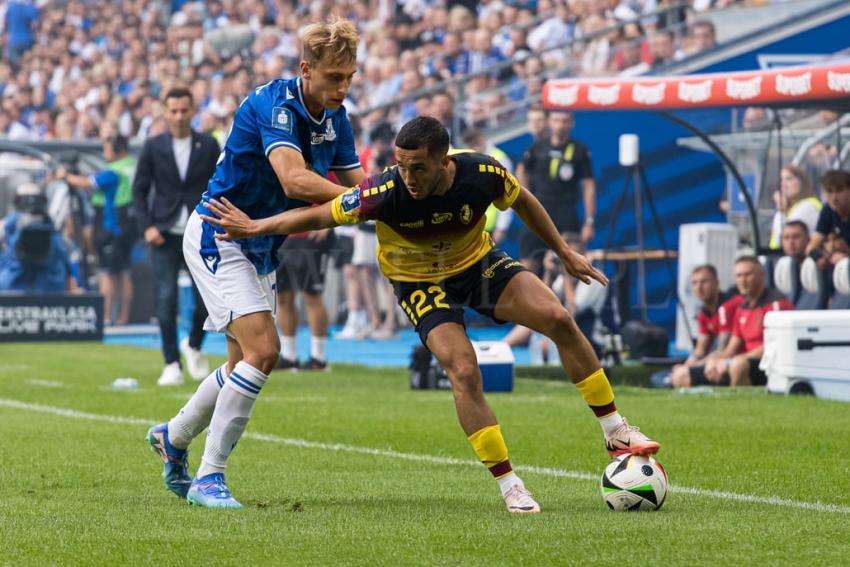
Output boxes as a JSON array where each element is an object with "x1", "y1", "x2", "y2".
[{"x1": 196, "y1": 77, "x2": 359, "y2": 275}]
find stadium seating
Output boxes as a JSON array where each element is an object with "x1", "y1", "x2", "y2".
[
  {"x1": 798, "y1": 257, "x2": 831, "y2": 310},
  {"x1": 830, "y1": 257, "x2": 850, "y2": 309}
]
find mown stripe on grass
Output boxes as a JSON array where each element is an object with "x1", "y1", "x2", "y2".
[{"x1": 2, "y1": 398, "x2": 848, "y2": 515}]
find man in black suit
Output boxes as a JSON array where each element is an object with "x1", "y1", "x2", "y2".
[{"x1": 133, "y1": 87, "x2": 220, "y2": 386}]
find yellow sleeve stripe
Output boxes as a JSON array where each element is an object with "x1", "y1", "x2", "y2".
[
  {"x1": 364, "y1": 180, "x2": 395, "y2": 197},
  {"x1": 479, "y1": 164, "x2": 506, "y2": 177}
]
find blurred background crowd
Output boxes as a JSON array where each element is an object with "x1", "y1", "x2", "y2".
[{"x1": 0, "y1": 0, "x2": 731, "y2": 144}]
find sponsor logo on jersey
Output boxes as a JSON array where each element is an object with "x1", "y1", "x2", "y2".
[
  {"x1": 340, "y1": 188, "x2": 360, "y2": 213},
  {"x1": 460, "y1": 204, "x2": 473, "y2": 224},
  {"x1": 431, "y1": 241, "x2": 452, "y2": 253},
  {"x1": 431, "y1": 212, "x2": 453, "y2": 224},
  {"x1": 482, "y1": 256, "x2": 512, "y2": 279},
  {"x1": 310, "y1": 119, "x2": 338, "y2": 145},
  {"x1": 272, "y1": 107, "x2": 293, "y2": 132},
  {"x1": 400, "y1": 219, "x2": 424, "y2": 228}
]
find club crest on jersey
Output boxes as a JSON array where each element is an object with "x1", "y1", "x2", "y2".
[
  {"x1": 271, "y1": 107, "x2": 293, "y2": 132},
  {"x1": 341, "y1": 188, "x2": 361, "y2": 213},
  {"x1": 460, "y1": 204, "x2": 472, "y2": 224},
  {"x1": 324, "y1": 119, "x2": 337, "y2": 141},
  {"x1": 431, "y1": 212, "x2": 453, "y2": 224}
]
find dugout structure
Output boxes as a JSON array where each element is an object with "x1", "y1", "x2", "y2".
[{"x1": 542, "y1": 62, "x2": 850, "y2": 254}]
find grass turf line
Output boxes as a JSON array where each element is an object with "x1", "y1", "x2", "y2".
[{"x1": 1, "y1": 343, "x2": 848, "y2": 565}]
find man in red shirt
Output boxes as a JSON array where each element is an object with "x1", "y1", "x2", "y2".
[
  {"x1": 671, "y1": 264, "x2": 743, "y2": 387},
  {"x1": 705, "y1": 256, "x2": 794, "y2": 386}
]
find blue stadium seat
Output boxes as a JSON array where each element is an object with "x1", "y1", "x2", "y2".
[
  {"x1": 830, "y1": 257, "x2": 850, "y2": 309},
  {"x1": 798, "y1": 257, "x2": 831, "y2": 310}
]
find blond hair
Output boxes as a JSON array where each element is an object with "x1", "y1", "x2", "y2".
[{"x1": 301, "y1": 18, "x2": 359, "y2": 66}]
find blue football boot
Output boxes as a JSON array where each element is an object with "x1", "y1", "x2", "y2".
[
  {"x1": 146, "y1": 423, "x2": 192, "y2": 498},
  {"x1": 186, "y1": 473, "x2": 243, "y2": 509}
]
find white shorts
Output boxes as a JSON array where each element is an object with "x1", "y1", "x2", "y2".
[
  {"x1": 183, "y1": 211, "x2": 277, "y2": 333},
  {"x1": 352, "y1": 229, "x2": 378, "y2": 267}
]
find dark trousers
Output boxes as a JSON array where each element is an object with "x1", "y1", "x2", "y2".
[{"x1": 150, "y1": 233, "x2": 207, "y2": 365}]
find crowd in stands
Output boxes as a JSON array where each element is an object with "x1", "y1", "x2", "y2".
[
  {"x1": 0, "y1": 0, "x2": 743, "y2": 145},
  {"x1": 3, "y1": 0, "x2": 842, "y2": 366}
]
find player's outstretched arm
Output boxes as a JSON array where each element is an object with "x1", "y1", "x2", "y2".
[
  {"x1": 269, "y1": 147, "x2": 362, "y2": 203},
  {"x1": 201, "y1": 197, "x2": 338, "y2": 241},
  {"x1": 511, "y1": 187, "x2": 608, "y2": 286}
]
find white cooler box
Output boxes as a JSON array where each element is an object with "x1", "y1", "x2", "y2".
[
  {"x1": 762, "y1": 311, "x2": 850, "y2": 402},
  {"x1": 472, "y1": 341, "x2": 514, "y2": 392}
]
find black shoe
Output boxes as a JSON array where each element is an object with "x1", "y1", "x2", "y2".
[
  {"x1": 274, "y1": 357, "x2": 299, "y2": 371},
  {"x1": 299, "y1": 357, "x2": 328, "y2": 371}
]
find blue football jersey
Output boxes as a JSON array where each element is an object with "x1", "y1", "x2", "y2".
[{"x1": 196, "y1": 77, "x2": 360, "y2": 275}]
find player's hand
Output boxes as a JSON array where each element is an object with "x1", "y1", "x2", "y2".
[
  {"x1": 144, "y1": 226, "x2": 165, "y2": 247},
  {"x1": 201, "y1": 197, "x2": 257, "y2": 241},
  {"x1": 581, "y1": 224, "x2": 595, "y2": 243},
  {"x1": 559, "y1": 248, "x2": 608, "y2": 286}
]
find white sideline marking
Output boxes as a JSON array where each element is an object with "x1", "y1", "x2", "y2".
[
  {"x1": 26, "y1": 379, "x2": 64, "y2": 388},
  {"x1": 2, "y1": 398, "x2": 849, "y2": 515}
]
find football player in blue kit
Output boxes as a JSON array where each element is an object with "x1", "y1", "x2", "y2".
[{"x1": 145, "y1": 19, "x2": 365, "y2": 508}]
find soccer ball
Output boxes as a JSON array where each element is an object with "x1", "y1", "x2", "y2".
[{"x1": 600, "y1": 453, "x2": 668, "y2": 511}]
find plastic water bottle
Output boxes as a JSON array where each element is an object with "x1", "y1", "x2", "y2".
[{"x1": 111, "y1": 377, "x2": 139, "y2": 390}]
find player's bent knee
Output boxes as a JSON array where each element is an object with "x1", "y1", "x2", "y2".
[
  {"x1": 447, "y1": 357, "x2": 482, "y2": 393},
  {"x1": 242, "y1": 340, "x2": 280, "y2": 374},
  {"x1": 543, "y1": 309, "x2": 580, "y2": 341}
]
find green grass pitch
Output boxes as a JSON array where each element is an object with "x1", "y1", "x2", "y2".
[{"x1": 1, "y1": 343, "x2": 848, "y2": 565}]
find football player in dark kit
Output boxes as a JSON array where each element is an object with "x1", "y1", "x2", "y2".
[{"x1": 201, "y1": 116, "x2": 660, "y2": 515}]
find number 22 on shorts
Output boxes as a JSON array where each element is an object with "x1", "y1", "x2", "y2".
[{"x1": 401, "y1": 285, "x2": 449, "y2": 325}]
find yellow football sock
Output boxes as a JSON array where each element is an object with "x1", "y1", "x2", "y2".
[
  {"x1": 575, "y1": 368, "x2": 617, "y2": 417},
  {"x1": 467, "y1": 424, "x2": 512, "y2": 478}
]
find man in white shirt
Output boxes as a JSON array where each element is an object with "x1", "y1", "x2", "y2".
[{"x1": 132, "y1": 87, "x2": 221, "y2": 385}]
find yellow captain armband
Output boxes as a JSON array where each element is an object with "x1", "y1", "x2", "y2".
[{"x1": 331, "y1": 186, "x2": 362, "y2": 225}]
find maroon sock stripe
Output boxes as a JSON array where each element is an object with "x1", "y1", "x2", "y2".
[
  {"x1": 590, "y1": 401, "x2": 617, "y2": 418},
  {"x1": 488, "y1": 459, "x2": 513, "y2": 478}
]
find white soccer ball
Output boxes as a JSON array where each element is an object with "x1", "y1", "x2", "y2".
[{"x1": 600, "y1": 454, "x2": 668, "y2": 511}]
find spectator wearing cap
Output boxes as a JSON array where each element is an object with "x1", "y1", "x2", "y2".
[
  {"x1": 704, "y1": 256, "x2": 794, "y2": 387},
  {"x1": 57, "y1": 134, "x2": 138, "y2": 325},
  {"x1": 132, "y1": 87, "x2": 219, "y2": 386},
  {"x1": 807, "y1": 170, "x2": 850, "y2": 268}
]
